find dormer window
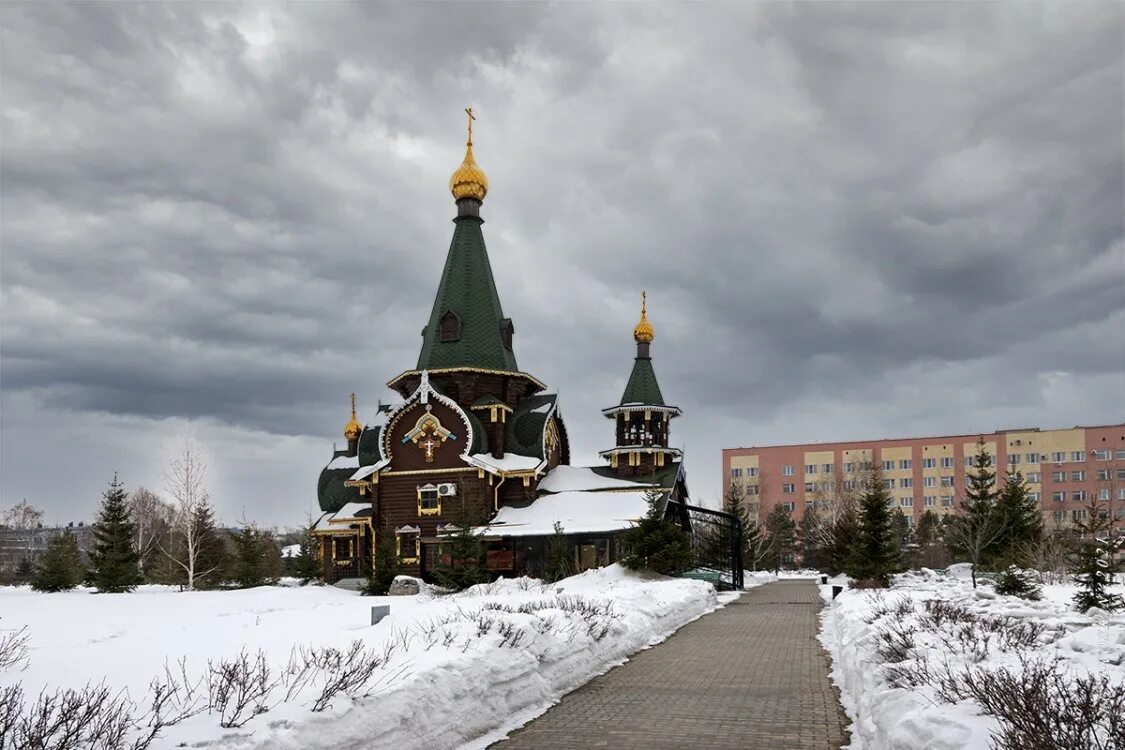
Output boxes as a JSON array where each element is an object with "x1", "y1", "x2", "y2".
[
  {"x1": 440, "y1": 311, "x2": 461, "y2": 342},
  {"x1": 500, "y1": 318, "x2": 514, "y2": 351}
]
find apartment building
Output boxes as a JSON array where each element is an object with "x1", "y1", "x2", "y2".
[{"x1": 722, "y1": 424, "x2": 1125, "y2": 531}]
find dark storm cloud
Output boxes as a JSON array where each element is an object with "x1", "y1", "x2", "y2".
[{"x1": 1, "y1": 2, "x2": 1122, "y2": 522}]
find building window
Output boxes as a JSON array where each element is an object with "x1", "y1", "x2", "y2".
[
  {"x1": 844, "y1": 462, "x2": 856, "y2": 473},
  {"x1": 882, "y1": 460, "x2": 895, "y2": 471},
  {"x1": 923, "y1": 496, "x2": 936, "y2": 507},
  {"x1": 805, "y1": 482, "x2": 816, "y2": 493},
  {"x1": 1025, "y1": 453, "x2": 1040, "y2": 464},
  {"x1": 1071, "y1": 471, "x2": 1086, "y2": 482},
  {"x1": 748, "y1": 467, "x2": 759, "y2": 478},
  {"x1": 1052, "y1": 491, "x2": 1066, "y2": 503},
  {"x1": 843, "y1": 480, "x2": 856, "y2": 491},
  {"x1": 942, "y1": 457, "x2": 955, "y2": 469},
  {"x1": 782, "y1": 465, "x2": 795, "y2": 476},
  {"x1": 1096, "y1": 469, "x2": 1110, "y2": 481},
  {"x1": 923, "y1": 476, "x2": 935, "y2": 488},
  {"x1": 1118, "y1": 488, "x2": 1125, "y2": 501},
  {"x1": 1051, "y1": 451, "x2": 1066, "y2": 463},
  {"x1": 1026, "y1": 472, "x2": 1041, "y2": 483},
  {"x1": 1098, "y1": 489, "x2": 1110, "y2": 501},
  {"x1": 1029, "y1": 492, "x2": 1040, "y2": 502},
  {"x1": 1052, "y1": 471, "x2": 1066, "y2": 483},
  {"x1": 1116, "y1": 450, "x2": 1125, "y2": 460},
  {"x1": 899, "y1": 459, "x2": 912, "y2": 470},
  {"x1": 439, "y1": 311, "x2": 462, "y2": 342},
  {"x1": 883, "y1": 479, "x2": 895, "y2": 490},
  {"x1": 499, "y1": 318, "x2": 515, "y2": 351},
  {"x1": 333, "y1": 537, "x2": 353, "y2": 560},
  {"x1": 782, "y1": 483, "x2": 795, "y2": 494},
  {"x1": 941, "y1": 476, "x2": 954, "y2": 488},
  {"x1": 1007, "y1": 455, "x2": 1020, "y2": 465},
  {"x1": 923, "y1": 458, "x2": 936, "y2": 469},
  {"x1": 417, "y1": 485, "x2": 443, "y2": 516},
  {"x1": 747, "y1": 485, "x2": 760, "y2": 496},
  {"x1": 900, "y1": 497, "x2": 914, "y2": 507},
  {"x1": 730, "y1": 468, "x2": 742, "y2": 478},
  {"x1": 396, "y1": 527, "x2": 421, "y2": 562},
  {"x1": 1093, "y1": 449, "x2": 1111, "y2": 460},
  {"x1": 941, "y1": 495, "x2": 953, "y2": 507},
  {"x1": 1072, "y1": 490, "x2": 1086, "y2": 503},
  {"x1": 1071, "y1": 451, "x2": 1085, "y2": 462},
  {"x1": 782, "y1": 501, "x2": 795, "y2": 513},
  {"x1": 1117, "y1": 469, "x2": 1125, "y2": 481},
  {"x1": 900, "y1": 478, "x2": 913, "y2": 488},
  {"x1": 1053, "y1": 510, "x2": 1066, "y2": 523},
  {"x1": 823, "y1": 463, "x2": 834, "y2": 474},
  {"x1": 805, "y1": 464, "x2": 817, "y2": 474},
  {"x1": 1071, "y1": 509, "x2": 1087, "y2": 522}
]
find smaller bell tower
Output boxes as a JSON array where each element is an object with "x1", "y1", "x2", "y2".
[{"x1": 600, "y1": 292, "x2": 682, "y2": 478}]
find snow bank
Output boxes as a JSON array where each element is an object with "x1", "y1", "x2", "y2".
[
  {"x1": 820, "y1": 570, "x2": 1125, "y2": 749},
  {"x1": 0, "y1": 565, "x2": 719, "y2": 749}
]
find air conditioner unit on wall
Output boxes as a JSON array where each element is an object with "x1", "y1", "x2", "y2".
[{"x1": 437, "y1": 483, "x2": 457, "y2": 497}]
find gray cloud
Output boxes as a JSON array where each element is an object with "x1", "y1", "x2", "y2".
[{"x1": 2, "y1": 2, "x2": 1122, "y2": 523}]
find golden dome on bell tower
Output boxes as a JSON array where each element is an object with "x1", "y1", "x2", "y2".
[
  {"x1": 344, "y1": 393, "x2": 362, "y2": 441},
  {"x1": 633, "y1": 291, "x2": 654, "y2": 344},
  {"x1": 449, "y1": 107, "x2": 488, "y2": 202}
]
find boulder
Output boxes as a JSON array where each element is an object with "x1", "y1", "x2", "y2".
[{"x1": 388, "y1": 577, "x2": 421, "y2": 596}]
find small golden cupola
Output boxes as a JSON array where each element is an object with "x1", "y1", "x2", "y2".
[
  {"x1": 633, "y1": 291, "x2": 654, "y2": 344},
  {"x1": 344, "y1": 393, "x2": 362, "y2": 442},
  {"x1": 449, "y1": 106, "x2": 488, "y2": 203}
]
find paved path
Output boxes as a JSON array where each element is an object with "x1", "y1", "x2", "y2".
[{"x1": 491, "y1": 580, "x2": 850, "y2": 750}]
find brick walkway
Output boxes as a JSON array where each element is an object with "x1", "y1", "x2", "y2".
[{"x1": 490, "y1": 580, "x2": 850, "y2": 750}]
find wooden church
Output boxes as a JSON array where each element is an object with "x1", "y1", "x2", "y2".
[{"x1": 313, "y1": 112, "x2": 689, "y2": 582}]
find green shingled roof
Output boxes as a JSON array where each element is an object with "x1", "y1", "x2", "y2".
[
  {"x1": 506, "y1": 394, "x2": 557, "y2": 458},
  {"x1": 417, "y1": 216, "x2": 518, "y2": 372},
  {"x1": 317, "y1": 462, "x2": 361, "y2": 513},
  {"x1": 620, "y1": 355, "x2": 665, "y2": 406}
]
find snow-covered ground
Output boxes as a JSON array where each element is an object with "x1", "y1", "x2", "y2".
[
  {"x1": 0, "y1": 565, "x2": 719, "y2": 749},
  {"x1": 821, "y1": 565, "x2": 1125, "y2": 749}
]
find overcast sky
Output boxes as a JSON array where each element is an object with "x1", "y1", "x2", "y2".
[{"x1": 2, "y1": 2, "x2": 1122, "y2": 526}]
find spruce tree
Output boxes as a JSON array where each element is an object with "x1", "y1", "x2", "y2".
[
  {"x1": 15, "y1": 558, "x2": 34, "y2": 584},
  {"x1": 845, "y1": 472, "x2": 901, "y2": 585},
  {"x1": 1071, "y1": 500, "x2": 1124, "y2": 613},
  {"x1": 362, "y1": 528, "x2": 399, "y2": 595},
  {"x1": 32, "y1": 531, "x2": 84, "y2": 592},
  {"x1": 190, "y1": 504, "x2": 226, "y2": 589},
  {"x1": 542, "y1": 521, "x2": 575, "y2": 583},
  {"x1": 798, "y1": 509, "x2": 822, "y2": 570},
  {"x1": 762, "y1": 504, "x2": 796, "y2": 573},
  {"x1": 434, "y1": 490, "x2": 488, "y2": 590},
  {"x1": 621, "y1": 487, "x2": 693, "y2": 576},
  {"x1": 991, "y1": 469, "x2": 1044, "y2": 566},
  {"x1": 821, "y1": 507, "x2": 858, "y2": 577},
  {"x1": 290, "y1": 525, "x2": 322, "y2": 584},
  {"x1": 229, "y1": 522, "x2": 277, "y2": 588},
  {"x1": 995, "y1": 565, "x2": 1042, "y2": 600},
  {"x1": 89, "y1": 474, "x2": 143, "y2": 593}
]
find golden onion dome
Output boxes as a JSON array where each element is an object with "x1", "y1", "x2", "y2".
[
  {"x1": 634, "y1": 291, "x2": 654, "y2": 344},
  {"x1": 450, "y1": 107, "x2": 488, "y2": 202},
  {"x1": 344, "y1": 393, "x2": 362, "y2": 441}
]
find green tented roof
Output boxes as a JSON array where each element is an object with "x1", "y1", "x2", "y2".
[
  {"x1": 417, "y1": 216, "x2": 518, "y2": 373},
  {"x1": 506, "y1": 394, "x2": 557, "y2": 458},
  {"x1": 620, "y1": 356, "x2": 665, "y2": 406}
]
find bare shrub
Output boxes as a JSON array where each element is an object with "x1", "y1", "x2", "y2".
[
  {"x1": 875, "y1": 620, "x2": 917, "y2": 663},
  {"x1": 303, "y1": 640, "x2": 399, "y2": 712},
  {"x1": 884, "y1": 653, "x2": 934, "y2": 690},
  {"x1": 0, "y1": 684, "x2": 21, "y2": 749},
  {"x1": 937, "y1": 657, "x2": 1125, "y2": 750},
  {"x1": 207, "y1": 650, "x2": 280, "y2": 728},
  {"x1": 0, "y1": 623, "x2": 29, "y2": 672},
  {"x1": 920, "y1": 599, "x2": 978, "y2": 629}
]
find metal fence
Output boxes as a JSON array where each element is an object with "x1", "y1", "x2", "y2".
[{"x1": 669, "y1": 501, "x2": 744, "y2": 590}]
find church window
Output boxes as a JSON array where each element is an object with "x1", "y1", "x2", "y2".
[
  {"x1": 396, "y1": 526, "x2": 421, "y2": 562},
  {"x1": 439, "y1": 311, "x2": 461, "y2": 342},
  {"x1": 333, "y1": 537, "x2": 353, "y2": 560},
  {"x1": 417, "y1": 484, "x2": 442, "y2": 516},
  {"x1": 499, "y1": 318, "x2": 514, "y2": 351}
]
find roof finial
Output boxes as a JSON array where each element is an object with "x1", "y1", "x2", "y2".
[
  {"x1": 344, "y1": 393, "x2": 362, "y2": 441},
  {"x1": 633, "y1": 290, "x2": 654, "y2": 344},
  {"x1": 450, "y1": 106, "x2": 488, "y2": 202}
]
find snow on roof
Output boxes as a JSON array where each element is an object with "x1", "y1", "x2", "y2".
[
  {"x1": 469, "y1": 453, "x2": 545, "y2": 474},
  {"x1": 537, "y1": 465, "x2": 646, "y2": 494},
  {"x1": 331, "y1": 502, "x2": 372, "y2": 520},
  {"x1": 481, "y1": 489, "x2": 650, "y2": 538},
  {"x1": 327, "y1": 454, "x2": 360, "y2": 470},
  {"x1": 531, "y1": 401, "x2": 553, "y2": 414},
  {"x1": 280, "y1": 544, "x2": 300, "y2": 558},
  {"x1": 348, "y1": 460, "x2": 388, "y2": 482}
]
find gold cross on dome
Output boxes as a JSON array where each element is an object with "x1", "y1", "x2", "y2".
[{"x1": 465, "y1": 106, "x2": 475, "y2": 146}]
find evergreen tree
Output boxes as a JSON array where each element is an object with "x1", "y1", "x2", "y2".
[
  {"x1": 945, "y1": 439, "x2": 1005, "y2": 587},
  {"x1": 621, "y1": 487, "x2": 693, "y2": 576},
  {"x1": 433, "y1": 489, "x2": 488, "y2": 590},
  {"x1": 190, "y1": 504, "x2": 227, "y2": 589},
  {"x1": 820, "y1": 507, "x2": 858, "y2": 577},
  {"x1": 228, "y1": 522, "x2": 278, "y2": 588},
  {"x1": 15, "y1": 558, "x2": 35, "y2": 584},
  {"x1": 915, "y1": 509, "x2": 951, "y2": 569},
  {"x1": 89, "y1": 474, "x2": 143, "y2": 593},
  {"x1": 743, "y1": 520, "x2": 767, "y2": 571},
  {"x1": 290, "y1": 524, "x2": 322, "y2": 584},
  {"x1": 361, "y1": 529, "x2": 399, "y2": 595},
  {"x1": 845, "y1": 471, "x2": 901, "y2": 585},
  {"x1": 798, "y1": 509, "x2": 822, "y2": 570},
  {"x1": 32, "y1": 531, "x2": 84, "y2": 592},
  {"x1": 1070, "y1": 500, "x2": 1124, "y2": 613},
  {"x1": 762, "y1": 503, "x2": 797, "y2": 573},
  {"x1": 542, "y1": 521, "x2": 575, "y2": 583},
  {"x1": 991, "y1": 469, "x2": 1044, "y2": 567},
  {"x1": 995, "y1": 565, "x2": 1042, "y2": 600}
]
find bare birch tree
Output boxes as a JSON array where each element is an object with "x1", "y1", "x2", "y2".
[
  {"x1": 128, "y1": 487, "x2": 174, "y2": 573},
  {"x1": 1, "y1": 499, "x2": 43, "y2": 530},
  {"x1": 160, "y1": 439, "x2": 219, "y2": 590}
]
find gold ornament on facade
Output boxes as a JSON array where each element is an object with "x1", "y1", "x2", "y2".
[
  {"x1": 633, "y1": 291, "x2": 654, "y2": 343},
  {"x1": 344, "y1": 393, "x2": 362, "y2": 441},
  {"x1": 450, "y1": 106, "x2": 489, "y2": 202}
]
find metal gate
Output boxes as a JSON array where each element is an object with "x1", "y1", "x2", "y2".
[{"x1": 667, "y1": 501, "x2": 744, "y2": 591}]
